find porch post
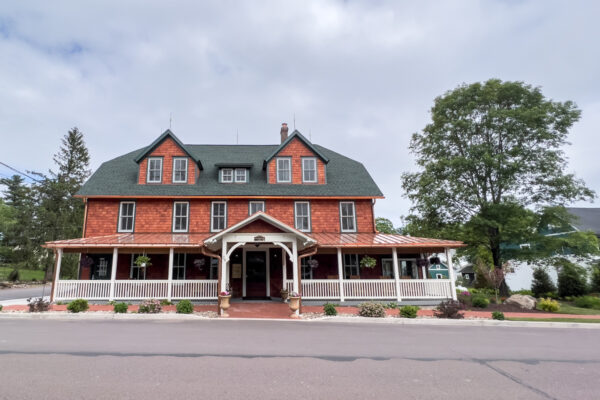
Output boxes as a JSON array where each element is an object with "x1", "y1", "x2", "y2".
[
  {"x1": 109, "y1": 247, "x2": 118, "y2": 301},
  {"x1": 167, "y1": 247, "x2": 174, "y2": 301},
  {"x1": 445, "y1": 247, "x2": 457, "y2": 300},
  {"x1": 292, "y1": 240, "x2": 299, "y2": 317},
  {"x1": 220, "y1": 240, "x2": 228, "y2": 292},
  {"x1": 51, "y1": 248, "x2": 63, "y2": 301},
  {"x1": 282, "y1": 251, "x2": 287, "y2": 296},
  {"x1": 392, "y1": 248, "x2": 401, "y2": 302},
  {"x1": 336, "y1": 247, "x2": 344, "y2": 302},
  {"x1": 421, "y1": 252, "x2": 427, "y2": 279}
]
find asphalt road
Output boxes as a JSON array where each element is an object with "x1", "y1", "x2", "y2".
[
  {"x1": 0, "y1": 319, "x2": 598, "y2": 400},
  {"x1": 0, "y1": 284, "x2": 51, "y2": 301}
]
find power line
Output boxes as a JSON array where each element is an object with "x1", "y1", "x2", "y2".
[{"x1": 0, "y1": 161, "x2": 42, "y2": 182}]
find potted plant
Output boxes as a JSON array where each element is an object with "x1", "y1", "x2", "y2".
[
  {"x1": 360, "y1": 256, "x2": 376, "y2": 269},
  {"x1": 134, "y1": 255, "x2": 152, "y2": 268},
  {"x1": 280, "y1": 288, "x2": 289, "y2": 302},
  {"x1": 219, "y1": 290, "x2": 231, "y2": 317},
  {"x1": 289, "y1": 291, "x2": 301, "y2": 316}
]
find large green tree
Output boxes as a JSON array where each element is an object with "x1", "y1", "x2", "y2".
[{"x1": 402, "y1": 79, "x2": 596, "y2": 293}]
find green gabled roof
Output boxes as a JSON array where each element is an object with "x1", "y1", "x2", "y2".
[
  {"x1": 77, "y1": 142, "x2": 383, "y2": 198},
  {"x1": 134, "y1": 129, "x2": 203, "y2": 169},
  {"x1": 263, "y1": 130, "x2": 329, "y2": 167}
]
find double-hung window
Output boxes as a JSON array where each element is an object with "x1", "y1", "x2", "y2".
[
  {"x1": 340, "y1": 201, "x2": 356, "y2": 232},
  {"x1": 277, "y1": 158, "x2": 291, "y2": 182},
  {"x1": 172, "y1": 202, "x2": 189, "y2": 232},
  {"x1": 130, "y1": 254, "x2": 146, "y2": 280},
  {"x1": 173, "y1": 253, "x2": 186, "y2": 280},
  {"x1": 249, "y1": 201, "x2": 265, "y2": 215},
  {"x1": 294, "y1": 201, "x2": 311, "y2": 232},
  {"x1": 211, "y1": 201, "x2": 227, "y2": 232},
  {"x1": 221, "y1": 168, "x2": 233, "y2": 183},
  {"x1": 381, "y1": 259, "x2": 393, "y2": 278},
  {"x1": 235, "y1": 168, "x2": 247, "y2": 183},
  {"x1": 343, "y1": 254, "x2": 360, "y2": 279},
  {"x1": 301, "y1": 257, "x2": 314, "y2": 279},
  {"x1": 147, "y1": 158, "x2": 162, "y2": 183},
  {"x1": 209, "y1": 258, "x2": 219, "y2": 280},
  {"x1": 173, "y1": 158, "x2": 188, "y2": 183},
  {"x1": 302, "y1": 158, "x2": 317, "y2": 183},
  {"x1": 118, "y1": 201, "x2": 135, "y2": 232}
]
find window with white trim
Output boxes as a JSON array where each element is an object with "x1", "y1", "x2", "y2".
[
  {"x1": 173, "y1": 158, "x2": 188, "y2": 183},
  {"x1": 436, "y1": 273, "x2": 443, "y2": 279},
  {"x1": 211, "y1": 201, "x2": 227, "y2": 232},
  {"x1": 235, "y1": 168, "x2": 247, "y2": 183},
  {"x1": 97, "y1": 258, "x2": 108, "y2": 278},
  {"x1": 221, "y1": 168, "x2": 233, "y2": 183},
  {"x1": 173, "y1": 202, "x2": 189, "y2": 232},
  {"x1": 381, "y1": 258, "x2": 393, "y2": 278},
  {"x1": 249, "y1": 201, "x2": 265, "y2": 215},
  {"x1": 302, "y1": 158, "x2": 317, "y2": 183},
  {"x1": 294, "y1": 201, "x2": 311, "y2": 232},
  {"x1": 209, "y1": 258, "x2": 219, "y2": 279},
  {"x1": 343, "y1": 254, "x2": 360, "y2": 279},
  {"x1": 130, "y1": 254, "x2": 146, "y2": 280},
  {"x1": 147, "y1": 158, "x2": 162, "y2": 183},
  {"x1": 340, "y1": 201, "x2": 356, "y2": 232},
  {"x1": 118, "y1": 202, "x2": 135, "y2": 232},
  {"x1": 400, "y1": 260, "x2": 417, "y2": 279},
  {"x1": 173, "y1": 253, "x2": 186, "y2": 280},
  {"x1": 276, "y1": 158, "x2": 291, "y2": 182},
  {"x1": 301, "y1": 257, "x2": 314, "y2": 279}
]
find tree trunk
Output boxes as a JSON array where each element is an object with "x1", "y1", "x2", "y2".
[{"x1": 491, "y1": 241, "x2": 510, "y2": 297}]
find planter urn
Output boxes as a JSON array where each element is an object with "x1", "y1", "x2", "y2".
[
  {"x1": 219, "y1": 295, "x2": 232, "y2": 317},
  {"x1": 289, "y1": 296, "x2": 300, "y2": 317},
  {"x1": 280, "y1": 289, "x2": 289, "y2": 302}
]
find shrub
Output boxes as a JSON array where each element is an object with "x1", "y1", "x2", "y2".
[
  {"x1": 472, "y1": 295, "x2": 490, "y2": 309},
  {"x1": 435, "y1": 300, "x2": 464, "y2": 319},
  {"x1": 491, "y1": 311, "x2": 505, "y2": 320},
  {"x1": 358, "y1": 302, "x2": 386, "y2": 318},
  {"x1": 591, "y1": 266, "x2": 600, "y2": 293},
  {"x1": 538, "y1": 298, "x2": 560, "y2": 312},
  {"x1": 7, "y1": 268, "x2": 19, "y2": 282},
  {"x1": 531, "y1": 268, "x2": 556, "y2": 298},
  {"x1": 67, "y1": 299, "x2": 89, "y2": 313},
  {"x1": 573, "y1": 296, "x2": 600, "y2": 310},
  {"x1": 0, "y1": 305, "x2": 3, "y2": 311},
  {"x1": 384, "y1": 302, "x2": 399, "y2": 309},
  {"x1": 457, "y1": 291, "x2": 472, "y2": 306},
  {"x1": 323, "y1": 303, "x2": 338, "y2": 316},
  {"x1": 160, "y1": 299, "x2": 173, "y2": 306},
  {"x1": 113, "y1": 303, "x2": 128, "y2": 313},
  {"x1": 176, "y1": 300, "x2": 194, "y2": 314},
  {"x1": 557, "y1": 260, "x2": 587, "y2": 298},
  {"x1": 511, "y1": 289, "x2": 534, "y2": 296},
  {"x1": 399, "y1": 305, "x2": 419, "y2": 318},
  {"x1": 138, "y1": 299, "x2": 162, "y2": 313},
  {"x1": 27, "y1": 297, "x2": 50, "y2": 312},
  {"x1": 544, "y1": 291, "x2": 558, "y2": 299}
]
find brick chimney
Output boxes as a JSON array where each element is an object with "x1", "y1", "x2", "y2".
[{"x1": 280, "y1": 123, "x2": 289, "y2": 143}]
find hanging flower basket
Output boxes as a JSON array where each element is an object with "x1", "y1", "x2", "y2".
[
  {"x1": 80, "y1": 256, "x2": 94, "y2": 268},
  {"x1": 308, "y1": 259, "x2": 319, "y2": 269},
  {"x1": 360, "y1": 256, "x2": 376, "y2": 269},
  {"x1": 193, "y1": 258, "x2": 206, "y2": 269},
  {"x1": 429, "y1": 256, "x2": 441, "y2": 265},
  {"x1": 134, "y1": 255, "x2": 152, "y2": 268},
  {"x1": 417, "y1": 258, "x2": 429, "y2": 267}
]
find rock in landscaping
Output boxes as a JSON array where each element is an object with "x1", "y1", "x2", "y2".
[{"x1": 504, "y1": 294, "x2": 537, "y2": 310}]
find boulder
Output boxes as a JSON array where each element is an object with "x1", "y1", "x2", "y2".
[{"x1": 504, "y1": 294, "x2": 537, "y2": 310}]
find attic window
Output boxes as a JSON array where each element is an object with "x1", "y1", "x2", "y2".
[
  {"x1": 235, "y1": 168, "x2": 247, "y2": 183},
  {"x1": 173, "y1": 158, "x2": 188, "y2": 183},
  {"x1": 147, "y1": 158, "x2": 162, "y2": 183},
  {"x1": 221, "y1": 169, "x2": 233, "y2": 183},
  {"x1": 221, "y1": 168, "x2": 247, "y2": 183},
  {"x1": 302, "y1": 158, "x2": 317, "y2": 183},
  {"x1": 277, "y1": 158, "x2": 291, "y2": 183}
]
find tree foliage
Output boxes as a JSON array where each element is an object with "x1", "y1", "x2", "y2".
[
  {"x1": 556, "y1": 258, "x2": 588, "y2": 297},
  {"x1": 375, "y1": 217, "x2": 401, "y2": 234},
  {"x1": 531, "y1": 267, "x2": 557, "y2": 297}
]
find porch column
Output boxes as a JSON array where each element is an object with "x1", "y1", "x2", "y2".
[
  {"x1": 445, "y1": 247, "x2": 457, "y2": 300},
  {"x1": 421, "y1": 252, "x2": 427, "y2": 279},
  {"x1": 108, "y1": 247, "x2": 118, "y2": 301},
  {"x1": 292, "y1": 240, "x2": 299, "y2": 316},
  {"x1": 282, "y1": 252, "x2": 287, "y2": 297},
  {"x1": 336, "y1": 247, "x2": 345, "y2": 302},
  {"x1": 392, "y1": 248, "x2": 401, "y2": 302},
  {"x1": 51, "y1": 248, "x2": 63, "y2": 301},
  {"x1": 167, "y1": 247, "x2": 174, "y2": 301},
  {"x1": 220, "y1": 240, "x2": 228, "y2": 292}
]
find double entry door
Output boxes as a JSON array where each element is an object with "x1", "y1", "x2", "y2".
[{"x1": 244, "y1": 251, "x2": 268, "y2": 298}]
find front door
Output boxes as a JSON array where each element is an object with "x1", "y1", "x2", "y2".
[
  {"x1": 90, "y1": 254, "x2": 112, "y2": 280},
  {"x1": 245, "y1": 251, "x2": 267, "y2": 298}
]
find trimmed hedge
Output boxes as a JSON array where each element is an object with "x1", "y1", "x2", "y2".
[
  {"x1": 67, "y1": 299, "x2": 89, "y2": 313},
  {"x1": 176, "y1": 300, "x2": 194, "y2": 314},
  {"x1": 358, "y1": 302, "x2": 386, "y2": 318}
]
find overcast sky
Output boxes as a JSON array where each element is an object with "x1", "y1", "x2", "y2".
[{"x1": 1, "y1": 1, "x2": 598, "y2": 227}]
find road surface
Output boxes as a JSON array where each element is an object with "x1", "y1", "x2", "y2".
[
  {"x1": 0, "y1": 284, "x2": 50, "y2": 302},
  {"x1": 0, "y1": 318, "x2": 598, "y2": 399}
]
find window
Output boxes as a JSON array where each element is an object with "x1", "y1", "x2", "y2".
[
  {"x1": 340, "y1": 202, "x2": 356, "y2": 232},
  {"x1": 301, "y1": 257, "x2": 314, "y2": 279},
  {"x1": 276, "y1": 158, "x2": 291, "y2": 182},
  {"x1": 173, "y1": 253, "x2": 186, "y2": 280},
  {"x1": 211, "y1": 201, "x2": 227, "y2": 232},
  {"x1": 221, "y1": 168, "x2": 233, "y2": 183},
  {"x1": 172, "y1": 202, "x2": 189, "y2": 232},
  {"x1": 343, "y1": 254, "x2": 359, "y2": 279},
  {"x1": 302, "y1": 158, "x2": 317, "y2": 183},
  {"x1": 294, "y1": 201, "x2": 311, "y2": 232},
  {"x1": 209, "y1": 258, "x2": 219, "y2": 279},
  {"x1": 400, "y1": 260, "x2": 417, "y2": 279},
  {"x1": 436, "y1": 273, "x2": 443, "y2": 279},
  {"x1": 147, "y1": 158, "x2": 162, "y2": 183},
  {"x1": 381, "y1": 259, "x2": 393, "y2": 278},
  {"x1": 173, "y1": 158, "x2": 188, "y2": 183},
  {"x1": 249, "y1": 201, "x2": 265, "y2": 215},
  {"x1": 97, "y1": 258, "x2": 108, "y2": 278},
  {"x1": 235, "y1": 168, "x2": 247, "y2": 183},
  {"x1": 130, "y1": 254, "x2": 146, "y2": 280},
  {"x1": 118, "y1": 202, "x2": 135, "y2": 232}
]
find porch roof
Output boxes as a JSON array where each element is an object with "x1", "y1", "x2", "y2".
[
  {"x1": 44, "y1": 233, "x2": 209, "y2": 249},
  {"x1": 309, "y1": 233, "x2": 465, "y2": 249}
]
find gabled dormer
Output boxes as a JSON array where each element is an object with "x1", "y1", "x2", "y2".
[
  {"x1": 263, "y1": 124, "x2": 329, "y2": 185},
  {"x1": 135, "y1": 129, "x2": 202, "y2": 185}
]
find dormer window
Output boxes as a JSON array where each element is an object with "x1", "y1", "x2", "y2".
[
  {"x1": 221, "y1": 168, "x2": 247, "y2": 183},
  {"x1": 173, "y1": 158, "x2": 188, "y2": 183},
  {"x1": 221, "y1": 168, "x2": 233, "y2": 183},
  {"x1": 277, "y1": 157, "x2": 291, "y2": 183},
  {"x1": 235, "y1": 168, "x2": 247, "y2": 183},
  {"x1": 302, "y1": 158, "x2": 317, "y2": 183},
  {"x1": 147, "y1": 158, "x2": 163, "y2": 183}
]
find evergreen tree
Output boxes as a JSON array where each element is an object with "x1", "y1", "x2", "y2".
[
  {"x1": 590, "y1": 263, "x2": 600, "y2": 293},
  {"x1": 556, "y1": 259, "x2": 587, "y2": 297},
  {"x1": 531, "y1": 267, "x2": 557, "y2": 297}
]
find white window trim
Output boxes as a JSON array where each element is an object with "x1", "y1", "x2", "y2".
[
  {"x1": 249, "y1": 201, "x2": 265, "y2": 215},
  {"x1": 221, "y1": 168, "x2": 233, "y2": 183},
  {"x1": 118, "y1": 201, "x2": 136, "y2": 233},
  {"x1": 130, "y1": 254, "x2": 147, "y2": 280},
  {"x1": 147, "y1": 157, "x2": 163, "y2": 183},
  {"x1": 339, "y1": 201, "x2": 357, "y2": 233},
  {"x1": 276, "y1": 157, "x2": 291, "y2": 183},
  {"x1": 172, "y1": 157, "x2": 188, "y2": 183},
  {"x1": 302, "y1": 157, "x2": 317, "y2": 183},
  {"x1": 211, "y1": 201, "x2": 227, "y2": 232},
  {"x1": 294, "y1": 201, "x2": 311, "y2": 232},
  {"x1": 234, "y1": 168, "x2": 247, "y2": 183},
  {"x1": 173, "y1": 253, "x2": 186, "y2": 280},
  {"x1": 172, "y1": 201, "x2": 189, "y2": 233},
  {"x1": 436, "y1": 273, "x2": 443, "y2": 279}
]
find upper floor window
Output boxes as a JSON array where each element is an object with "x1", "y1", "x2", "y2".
[
  {"x1": 235, "y1": 168, "x2": 247, "y2": 183},
  {"x1": 340, "y1": 201, "x2": 356, "y2": 232},
  {"x1": 302, "y1": 158, "x2": 317, "y2": 183},
  {"x1": 172, "y1": 201, "x2": 189, "y2": 232},
  {"x1": 147, "y1": 158, "x2": 163, "y2": 183},
  {"x1": 343, "y1": 254, "x2": 360, "y2": 279},
  {"x1": 294, "y1": 201, "x2": 311, "y2": 232},
  {"x1": 221, "y1": 168, "x2": 233, "y2": 183},
  {"x1": 118, "y1": 201, "x2": 135, "y2": 232},
  {"x1": 277, "y1": 158, "x2": 291, "y2": 183},
  {"x1": 173, "y1": 158, "x2": 188, "y2": 183},
  {"x1": 249, "y1": 201, "x2": 265, "y2": 215},
  {"x1": 211, "y1": 201, "x2": 227, "y2": 232},
  {"x1": 173, "y1": 253, "x2": 186, "y2": 280}
]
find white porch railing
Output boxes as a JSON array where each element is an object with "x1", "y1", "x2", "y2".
[
  {"x1": 286, "y1": 279, "x2": 453, "y2": 300},
  {"x1": 171, "y1": 280, "x2": 218, "y2": 299},
  {"x1": 55, "y1": 280, "x2": 111, "y2": 300}
]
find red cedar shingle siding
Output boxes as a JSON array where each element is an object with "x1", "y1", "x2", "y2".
[
  {"x1": 267, "y1": 137, "x2": 326, "y2": 184},
  {"x1": 138, "y1": 137, "x2": 195, "y2": 184}
]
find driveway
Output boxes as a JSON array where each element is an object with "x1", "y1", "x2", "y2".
[
  {"x1": 0, "y1": 319, "x2": 598, "y2": 399},
  {"x1": 0, "y1": 284, "x2": 51, "y2": 303}
]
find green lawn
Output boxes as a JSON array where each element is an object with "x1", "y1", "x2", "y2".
[
  {"x1": 551, "y1": 302, "x2": 600, "y2": 316},
  {"x1": 0, "y1": 266, "x2": 45, "y2": 281},
  {"x1": 508, "y1": 317, "x2": 600, "y2": 323}
]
